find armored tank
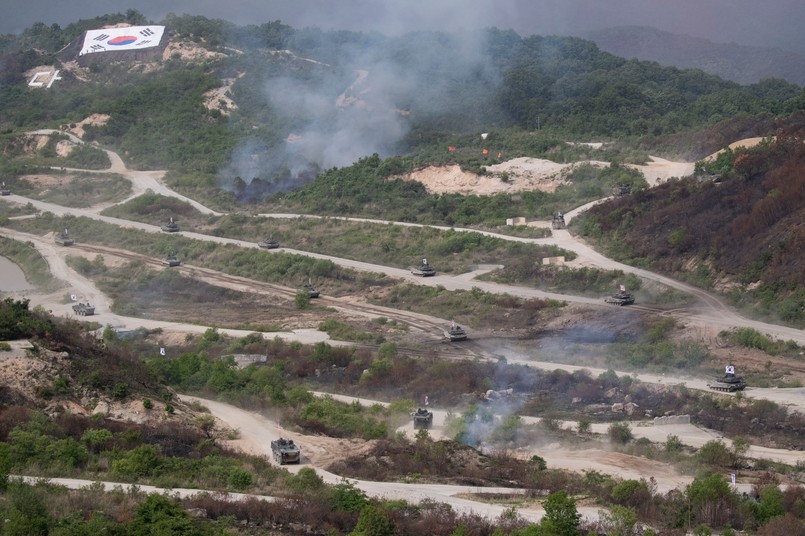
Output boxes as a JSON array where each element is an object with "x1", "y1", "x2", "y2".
[
  {"x1": 161, "y1": 217, "x2": 180, "y2": 233},
  {"x1": 300, "y1": 283, "x2": 319, "y2": 298},
  {"x1": 551, "y1": 211, "x2": 566, "y2": 230},
  {"x1": 604, "y1": 286, "x2": 635, "y2": 306},
  {"x1": 444, "y1": 321, "x2": 468, "y2": 342},
  {"x1": 258, "y1": 236, "x2": 280, "y2": 249},
  {"x1": 0, "y1": 182, "x2": 9, "y2": 196},
  {"x1": 410, "y1": 258, "x2": 436, "y2": 277},
  {"x1": 613, "y1": 183, "x2": 632, "y2": 196},
  {"x1": 707, "y1": 364, "x2": 746, "y2": 392},
  {"x1": 161, "y1": 251, "x2": 181, "y2": 267},
  {"x1": 412, "y1": 407, "x2": 433, "y2": 429},
  {"x1": 270, "y1": 437, "x2": 301, "y2": 465},
  {"x1": 72, "y1": 303, "x2": 95, "y2": 316},
  {"x1": 55, "y1": 228, "x2": 74, "y2": 246}
]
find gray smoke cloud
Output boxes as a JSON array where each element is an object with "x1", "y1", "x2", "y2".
[{"x1": 4, "y1": 0, "x2": 805, "y2": 53}]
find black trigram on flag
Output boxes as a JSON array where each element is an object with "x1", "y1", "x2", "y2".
[
  {"x1": 136, "y1": 40, "x2": 151, "y2": 46},
  {"x1": 90, "y1": 44, "x2": 106, "y2": 51},
  {"x1": 140, "y1": 28, "x2": 154, "y2": 37},
  {"x1": 93, "y1": 33, "x2": 110, "y2": 41}
]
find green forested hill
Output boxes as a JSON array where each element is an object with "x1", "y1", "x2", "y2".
[{"x1": 1, "y1": 11, "x2": 803, "y2": 180}]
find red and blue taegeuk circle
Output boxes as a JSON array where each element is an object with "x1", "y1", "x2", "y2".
[{"x1": 107, "y1": 36, "x2": 137, "y2": 46}]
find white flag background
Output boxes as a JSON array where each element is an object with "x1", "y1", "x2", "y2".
[
  {"x1": 159, "y1": 347, "x2": 166, "y2": 356},
  {"x1": 70, "y1": 294, "x2": 77, "y2": 301},
  {"x1": 80, "y1": 26, "x2": 165, "y2": 56}
]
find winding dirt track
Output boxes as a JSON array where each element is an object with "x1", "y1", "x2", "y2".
[{"x1": 2, "y1": 135, "x2": 804, "y2": 520}]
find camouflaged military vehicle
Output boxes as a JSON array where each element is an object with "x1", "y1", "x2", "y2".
[
  {"x1": 161, "y1": 251, "x2": 181, "y2": 267},
  {"x1": 412, "y1": 407, "x2": 433, "y2": 429},
  {"x1": 605, "y1": 286, "x2": 635, "y2": 306},
  {"x1": 257, "y1": 236, "x2": 280, "y2": 249},
  {"x1": 300, "y1": 283, "x2": 319, "y2": 298},
  {"x1": 410, "y1": 258, "x2": 436, "y2": 277},
  {"x1": 707, "y1": 364, "x2": 746, "y2": 392},
  {"x1": 551, "y1": 211, "x2": 566, "y2": 230},
  {"x1": 72, "y1": 303, "x2": 95, "y2": 316},
  {"x1": 55, "y1": 228, "x2": 74, "y2": 246},
  {"x1": 270, "y1": 437, "x2": 301, "y2": 465},
  {"x1": 0, "y1": 182, "x2": 9, "y2": 196},
  {"x1": 161, "y1": 217, "x2": 180, "y2": 233},
  {"x1": 444, "y1": 321, "x2": 468, "y2": 342}
]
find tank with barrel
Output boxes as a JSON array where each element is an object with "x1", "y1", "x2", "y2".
[
  {"x1": 410, "y1": 257, "x2": 436, "y2": 277},
  {"x1": 161, "y1": 217, "x2": 180, "y2": 233},
  {"x1": 412, "y1": 407, "x2": 433, "y2": 429},
  {"x1": 444, "y1": 320, "x2": 468, "y2": 342},
  {"x1": 551, "y1": 211, "x2": 566, "y2": 230},
  {"x1": 257, "y1": 236, "x2": 280, "y2": 249},
  {"x1": 72, "y1": 302, "x2": 95, "y2": 316},
  {"x1": 270, "y1": 437, "x2": 301, "y2": 465},
  {"x1": 300, "y1": 282, "x2": 319, "y2": 298},
  {"x1": 0, "y1": 181, "x2": 10, "y2": 196},
  {"x1": 604, "y1": 285, "x2": 635, "y2": 306},
  {"x1": 707, "y1": 364, "x2": 746, "y2": 392},
  {"x1": 55, "y1": 228, "x2": 74, "y2": 246},
  {"x1": 161, "y1": 251, "x2": 181, "y2": 267}
]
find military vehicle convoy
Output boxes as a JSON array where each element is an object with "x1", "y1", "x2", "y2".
[
  {"x1": 55, "y1": 228, "x2": 74, "y2": 246},
  {"x1": 0, "y1": 182, "x2": 9, "y2": 196},
  {"x1": 258, "y1": 236, "x2": 280, "y2": 249},
  {"x1": 707, "y1": 364, "x2": 746, "y2": 392},
  {"x1": 161, "y1": 217, "x2": 180, "y2": 233},
  {"x1": 444, "y1": 321, "x2": 468, "y2": 342},
  {"x1": 161, "y1": 251, "x2": 181, "y2": 267},
  {"x1": 270, "y1": 437, "x2": 301, "y2": 465},
  {"x1": 604, "y1": 287, "x2": 635, "y2": 306},
  {"x1": 551, "y1": 211, "x2": 566, "y2": 230},
  {"x1": 410, "y1": 258, "x2": 436, "y2": 277},
  {"x1": 72, "y1": 303, "x2": 95, "y2": 316},
  {"x1": 412, "y1": 407, "x2": 433, "y2": 429}
]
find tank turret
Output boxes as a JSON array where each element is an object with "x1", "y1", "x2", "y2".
[
  {"x1": 0, "y1": 182, "x2": 10, "y2": 196},
  {"x1": 604, "y1": 285, "x2": 634, "y2": 306},
  {"x1": 444, "y1": 321, "x2": 467, "y2": 342},
  {"x1": 551, "y1": 211, "x2": 566, "y2": 230},
  {"x1": 161, "y1": 251, "x2": 181, "y2": 267},
  {"x1": 410, "y1": 257, "x2": 436, "y2": 277},
  {"x1": 161, "y1": 217, "x2": 180, "y2": 233},
  {"x1": 412, "y1": 407, "x2": 433, "y2": 429},
  {"x1": 707, "y1": 363, "x2": 746, "y2": 392},
  {"x1": 300, "y1": 282, "x2": 319, "y2": 298},
  {"x1": 258, "y1": 236, "x2": 280, "y2": 249},
  {"x1": 55, "y1": 228, "x2": 74, "y2": 246}
]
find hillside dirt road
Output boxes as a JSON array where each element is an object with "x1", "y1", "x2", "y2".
[{"x1": 2, "y1": 135, "x2": 804, "y2": 519}]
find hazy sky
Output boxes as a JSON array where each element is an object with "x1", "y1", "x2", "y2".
[{"x1": 2, "y1": 0, "x2": 804, "y2": 54}]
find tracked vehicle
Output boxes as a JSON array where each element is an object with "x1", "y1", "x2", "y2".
[
  {"x1": 161, "y1": 217, "x2": 180, "y2": 233},
  {"x1": 72, "y1": 303, "x2": 95, "y2": 316},
  {"x1": 707, "y1": 364, "x2": 746, "y2": 392},
  {"x1": 444, "y1": 321, "x2": 467, "y2": 342},
  {"x1": 410, "y1": 258, "x2": 436, "y2": 277},
  {"x1": 161, "y1": 251, "x2": 181, "y2": 267},
  {"x1": 270, "y1": 437, "x2": 301, "y2": 465},
  {"x1": 551, "y1": 211, "x2": 566, "y2": 230},
  {"x1": 605, "y1": 285, "x2": 634, "y2": 306},
  {"x1": 0, "y1": 182, "x2": 9, "y2": 196},
  {"x1": 300, "y1": 283, "x2": 319, "y2": 298},
  {"x1": 258, "y1": 236, "x2": 280, "y2": 249},
  {"x1": 412, "y1": 407, "x2": 433, "y2": 429},
  {"x1": 55, "y1": 228, "x2": 74, "y2": 246}
]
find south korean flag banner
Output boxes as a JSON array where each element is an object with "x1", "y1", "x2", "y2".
[
  {"x1": 80, "y1": 26, "x2": 165, "y2": 55},
  {"x1": 725, "y1": 364, "x2": 735, "y2": 375},
  {"x1": 159, "y1": 347, "x2": 166, "y2": 356}
]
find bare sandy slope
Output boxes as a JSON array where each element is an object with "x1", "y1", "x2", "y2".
[{"x1": 398, "y1": 151, "x2": 696, "y2": 195}]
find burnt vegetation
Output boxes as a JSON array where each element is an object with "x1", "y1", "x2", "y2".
[{"x1": 577, "y1": 124, "x2": 805, "y2": 327}]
